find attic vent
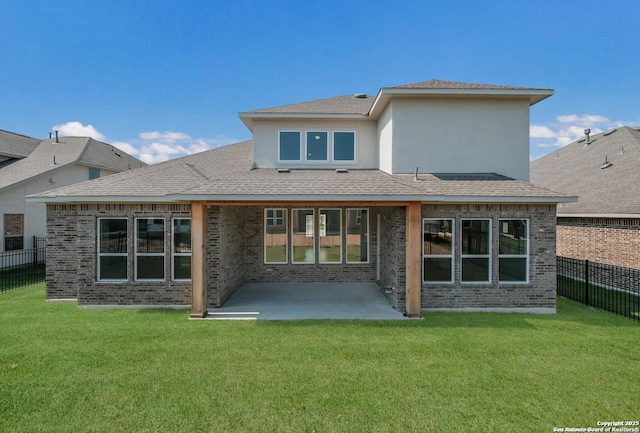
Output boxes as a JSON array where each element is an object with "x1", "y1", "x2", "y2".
[
  {"x1": 600, "y1": 156, "x2": 612, "y2": 169},
  {"x1": 603, "y1": 128, "x2": 617, "y2": 136},
  {"x1": 353, "y1": 93, "x2": 367, "y2": 98},
  {"x1": 584, "y1": 128, "x2": 591, "y2": 144},
  {"x1": 336, "y1": 168, "x2": 348, "y2": 173},
  {"x1": 277, "y1": 168, "x2": 290, "y2": 173}
]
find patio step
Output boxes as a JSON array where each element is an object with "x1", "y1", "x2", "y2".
[{"x1": 204, "y1": 311, "x2": 260, "y2": 320}]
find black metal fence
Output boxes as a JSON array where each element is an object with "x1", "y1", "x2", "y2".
[
  {"x1": 0, "y1": 237, "x2": 46, "y2": 292},
  {"x1": 557, "y1": 256, "x2": 640, "y2": 322}
]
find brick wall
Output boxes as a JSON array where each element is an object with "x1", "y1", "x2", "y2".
[
  {"x1": 377, "y1": 207, "x2": 406, "y2": 311},
  {"x1": 421, "y1": 203, "x2": 557, "y2": 311},
  {"x1": 557, "y1": 217, "x2": 640, "y2": 270}
]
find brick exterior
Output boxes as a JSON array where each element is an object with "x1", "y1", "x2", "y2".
[
  {"x1": 557, "y1": 217, "x2": 640, "y2": 270},
  {"x1": 422, "y1": 204, "x2": 557, "y2": 311},
  {"x1": 46, "y1": 202, "x2": 558, "y2": 312}
]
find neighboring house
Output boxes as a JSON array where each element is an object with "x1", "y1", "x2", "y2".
[
  {"x1": 531, "y1": 126, "x2": 640, "y2": 269},
  {"x1": 29, "y1": 79, "x2": 573, "y2": 317},
  {"x1": 0, "y1": 130, "x2": 145, "y2": 255}
]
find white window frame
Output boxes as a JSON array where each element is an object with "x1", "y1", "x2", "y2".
[
  {"x1": 305, "y1": 131, "x2": 329, "y2": 162},
  {"x1": 172, "y1": 218, "x2": 192, "y2": 282},
  {"x1": 498, "y1": 219, "x2": 529, "y2": 284},
  {"x1": 291, "y1": 209, "x2": 315, "y2": 264},
  {"x1": 460, "y1": 218, "x2": 492, "y2": 284},
  {"x1": 346, "y1": 208, "x2": 369, "y2": 264},
  {"x1": 331, "y1": 131, "x2": 356, "y2": 162},
  {"x1": 264, "y1": 208, "x2": 288, "y2": 264},
  {"x1": 422, "y1": 218, "x2": 454, "y2": 284},
  {"x1": 97, "y1": 217, "x2": 128, "y2": 282},
  {"x1": 266, "y1": 209, "x2": 285, "y2": 227},
  {"x1": 135, "y1": 218, "x2": 166, "y2": 282},
  {"x1": 319, "y1": 208, "x2": 342, "y2": 264},
  {"x1": 278, "y1": 130, "x2": 301, "y2": 162}
]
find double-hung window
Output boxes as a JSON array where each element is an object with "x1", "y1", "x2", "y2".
[
  {"x1": 422, "y1": 219, "x2": 454, "y2": 283},
  {"x1": 498, "y1": 219, "x2": 529, "y2": 283},
  {"x1": 3, "y1": 214, "x2": 24, "y2": 251},
  {"x1": 461, "y1": 219, "x2": 491, "y2": 283},
  {"x1": 172, "y1": 218, "x2": 191, "y2": 281},
  {"x1": 265, "y1": 209, "x2": 287, "y2": 264},
  {"x1": 135, "y1": 218, "x2": 165, "y2": 281},
  {"x1": 98, "y1": 218, "x2": 128, "y2": 281}
]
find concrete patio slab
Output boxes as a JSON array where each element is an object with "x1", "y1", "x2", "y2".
[{"x1": 206, "y1": 282, "x2": 408, "y2": 320}]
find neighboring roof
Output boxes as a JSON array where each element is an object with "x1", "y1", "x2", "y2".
[
  {"x1": 0, "y1": 135, "x2": 145, "y2": 192},
  {"x1": 30, "y1": 140, "x2": 572, "y2": 204},
  {"x1": 0, "y1": 129, "x2": 40, "y2": 158},
  {"x1": 239, "y1": 79, "x2": 554, "y2": 130},
  {"x1": 530, "y1": 126, "x2": 640, "y2": 216}
]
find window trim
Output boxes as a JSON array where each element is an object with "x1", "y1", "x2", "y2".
[
  {"x1": 460, "y1": 218, "x2": 492, "y2": 284},
  {"x1": 134, "y1": 217, "x2": 166, "y2": 282},
  {"x1": 332, "y1": 131, "x2": 356, "y2": 162},
  {"x1": 498, "y1": 218, "x2": 530, "y2": 284},
  {"x1": 346, "y1": 208, "x2": 369, "y2": 264},
  {"x1": 291, "y1": 208, "x2": 315, "y2": 264},
  {"x1": 3, "y1": 213, "x2": 24, "y2": 251},
  {"x1": 277, "y1": 129, "x2": 357, "y2": 163},
  {"x1": 305, "y1": 131, "x2": 329, "y2": 161},
  {"x1": 319, "y1": 208, "x2": 342, "y2": 264},
  {"x1": 422, "y1": 218, "x2": 454, "y2": 284},
  {"x1": 264, "y1": 208, "x2": 288, "y2": 264},
  {"x1": 278, "y1": 130, "x2": 302, "y2": 162},
  {"x1": 97, "y1": 217, "x2": 128, "y2": 282},
  {"x1": 172, "y1": 218, "x2": 192, "y2": 282}
]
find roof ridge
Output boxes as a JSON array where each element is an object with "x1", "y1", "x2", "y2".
[{"x1": 0, "y1": 129, "x2": 38, "y2": 140}]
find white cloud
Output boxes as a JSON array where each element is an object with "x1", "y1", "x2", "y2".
[
  {"x1": 139, "y1": 131, "x2": 191, "y2": 142},
  {"x1": 556, "y1": 114, "x2": 609, "y2": 125},
  {"x1": 138, "y1": 153, "x2": 170, "y2": 165},
  {"x1": 111, "y1": 141, "x2": 139, "y2": 155},
  {"x1": 53, "y1": 121, "x2": 106, "y2": 141},
  {"x1": 530, "y1": 125, "x2": 557, "y2": 138}
]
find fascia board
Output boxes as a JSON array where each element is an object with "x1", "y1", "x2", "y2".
[
  {"x1": 238, "y1": 112, "x2": 368, "y2": 132},
  {"x1": 557, "y1": 213, "x2": 640, "y2": 218}
]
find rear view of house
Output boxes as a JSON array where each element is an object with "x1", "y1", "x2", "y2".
[{"x1": 30, "y1": 80, "x2": 573, "y2": 317}]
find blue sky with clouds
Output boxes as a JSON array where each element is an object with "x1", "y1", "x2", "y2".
[{"x1": 1, "y1": 0, "x2": 638, "y2": 163}]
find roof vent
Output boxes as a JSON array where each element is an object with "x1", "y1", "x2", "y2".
[
  {"x1": 600, "y1": 156, "x2": 612, "y2": 169},
  {"x1": 621, "y1": 146, "x2": 625, "y2": 155},
  {"x1": 353, "y1": 93, "x2": 367, "y2": 99},
  {"x1": 584, "y1": 129, "x2": 591, "y2": 144},
  {"x1": 55, "y1": 130, "x2": 59, "y2": 143},
  {"x1": 277, "y1": 168, "x2": 290, "y2": 173},
  {"x1": 336, "y1": 168, "x2": 348, "y2": 173}
]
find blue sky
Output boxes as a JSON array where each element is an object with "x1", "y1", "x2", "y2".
[{"x1": 1, "y1": 0, "x2": 638, "y2": 163}]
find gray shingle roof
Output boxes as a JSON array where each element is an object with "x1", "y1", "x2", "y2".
[
  {"x1": 31, "y1": 140, "x2": 570, "y2": 203},
  {"x1": 389, "y1": 79, "x2": 545, "y2": 90},
  {"x1": 0, "y1": 129, "x2": 40, "y2": 158},
  {"x1": 0, "y1": 136, "x2": 145, "y2": 192},
  {"x1": 249, "y1": 94, "x2": 374, "y2": 115},
  {"x1": 530, "y1": 126, "x2": 640, "y2": 215}
]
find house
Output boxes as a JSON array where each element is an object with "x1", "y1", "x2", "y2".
[
  {"x1": 29, "y1": 79, "x2": 573, "y2": 317},
  {"x1": 0, "y1": 130, "x2": 145, "y2": 256},
  {"x1": 531, "y1": 126, "x2": 640, "y2": 269}
]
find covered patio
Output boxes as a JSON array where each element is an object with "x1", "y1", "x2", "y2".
[{"x1": 200, "y1": 282, "x2": 408, "y2": 320}]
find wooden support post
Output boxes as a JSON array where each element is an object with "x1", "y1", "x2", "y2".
[
  {"x1": 405, "y1": 202, "x2": 422, "y2": 317},
  {"x1": 190, "y1": 201, "x2": 207, "y2": 318}
]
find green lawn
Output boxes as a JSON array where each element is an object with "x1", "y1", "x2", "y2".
[{"x1": 1, "y1": 284, "x2": 639, "y2": 433}]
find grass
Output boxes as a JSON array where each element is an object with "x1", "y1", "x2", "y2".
[
  {"x1": 558, "y1": 275, "x2": 640, "y2": 320},
  {"x1": 1, "y1": 284, "x2": 639, "y2": 432}
]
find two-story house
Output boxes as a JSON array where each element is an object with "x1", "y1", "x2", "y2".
[
  {"x1": 0, "y1": 130, "x2": 144, "y2": 260},
  {"x1": 30, "y1": 80, "x2": 572, "y2": 317}
]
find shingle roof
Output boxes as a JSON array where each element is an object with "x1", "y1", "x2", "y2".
[
  {"x1": 249, "y1": 94, "x2": 374, "y2": 115},
  {"x1": 530, "y1": 126, "x2": 640, "y2": 215},
  {"x1": 389, "y1": 79, "x2": 545, "y2": 91},
  {"x1": 0, "y1": 129, "x2": 40, "y2": 158},
  {"x1": 31, "y1": 140, "x2": 570, "y2": 203},
  {"x1": 0, "y1": 136, "x2": 145, "y2": 192}
]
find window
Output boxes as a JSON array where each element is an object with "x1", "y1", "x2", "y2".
[
  {"x1": 3, "y1": 214, "x2": 24, "y2": 251},
  {"x1": 499, "y1": 219, "x2": 529, "y2": 283},
  {"x1": 292, "y1": 209, "x2": 315, "y2": 263},
  {"x1": 306, "y1": 131, "x2": 328, "y2": 161},
  {"x1": 461, "y1": 219, "x2": 491, "y2": 283},
  {"x1": 319, "y1": 209, "x2": 341, "y2": 263},
  {"x1": 346, "y1": 209, "x2": 368, "y2": 263},
  {"x1": 173, "y1": 218, "x2": 191, "y2": 281},
  {"x1": 279, "y1": 131, "x2": 301, "y2": 161},
  {"x1": 333, "y1": 132, "x2": 355, "y2": 161},
  {"x1": 88, "y1": 167, "x2": 100, "y2": 180},
  {"x1": 423, "y1": 219, "x2": 454, "y2": 283},
  {"x1": 98, "y1": 218, "x2": 128, "y2": 281},
  {"x1": 135, "y1": 218, "x2": 165, "y2": 281},
  {"x1": 265, "y1": 209, "x2": 287, "y2": 264}
]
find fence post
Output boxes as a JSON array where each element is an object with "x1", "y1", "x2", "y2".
[{"x1": 584, "y1": 259, "x2": 589, "y2": 306}]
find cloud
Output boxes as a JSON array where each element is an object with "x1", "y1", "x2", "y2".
[
  {"x1": 53, "y1": 121, "x2": 106, "y2": 141},
  {"x1": 530, "y1": 125, "x2": 557, "y2": 138},
  {"x1": 111, "y1": 141, "x2": 139, "y2": 155},
  {"x1": 556, "y1": 114, "x2": 609, "y2": 125},
  {"x1": 139, "y1": 131, "x2": 191, "y2": 142}
]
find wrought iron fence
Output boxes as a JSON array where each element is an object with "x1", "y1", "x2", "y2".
[
  {"x1": 557, "y1": 256, "x2": 640, "y2": 322},
  {"x1": 0, "y1": 237, "x2": 46, "y2": 292}
]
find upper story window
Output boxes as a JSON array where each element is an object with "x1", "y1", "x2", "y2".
[
  {"x1": 279, "y1": 130, "x2": 355, "y2": 163},
  {"x1": 88, "y1": 168, "x2": 100, "y2": 180}
]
